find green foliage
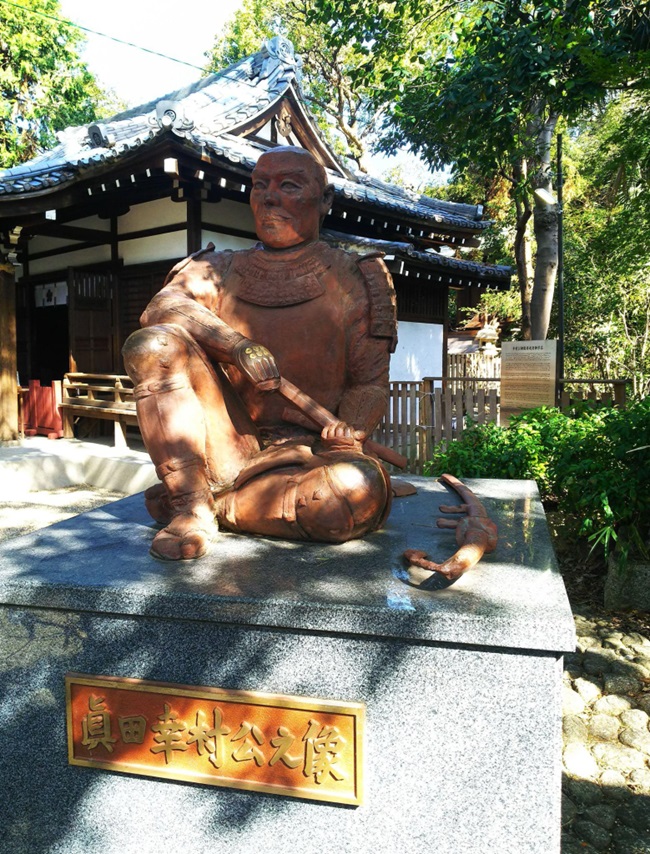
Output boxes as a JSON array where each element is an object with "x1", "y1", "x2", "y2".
[
  {"x1": 456, "y1": 288, "x2": 524, "y2": 335},
  {"x1": 425, "y1": 408, "x2": 560, "y2": 487},
  {"x1": 425, "y1": 400, "x2": 650, "y2": 560},
  {"x1": 366, "y1": 0, "x2": 647, "y2": 172},
  {"x1": 428, "y1": 169, "x2": 522, "y2": 333},
  {"x1": 307, "y1": 0, "x2": 650, "y2": 339},
  {"x1": 0, "y1": 0, "x2": 104, "y2": 167},
  {"x1": 205, "y1": 0, "x2": 287, "y2": 67},
  {"x1": 427, "y1": 169, "x2": 516, "y2": 268},
  {"x1": 563, "y1": 91, "x2": 650, "y2": 397}
]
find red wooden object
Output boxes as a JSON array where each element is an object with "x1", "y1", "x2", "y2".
[{"x1": 23, "y1": 379, "x2": 64, "y2": 439}]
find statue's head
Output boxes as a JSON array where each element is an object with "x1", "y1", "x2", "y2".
[{"x1": 250, "y1": 147, "x2": 334, "y2": 249}]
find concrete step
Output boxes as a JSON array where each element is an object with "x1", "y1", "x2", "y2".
[{"x1": 0, "y1": 437, "x2": 157, "y2": 497}]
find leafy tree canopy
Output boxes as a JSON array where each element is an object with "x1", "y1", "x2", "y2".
[
  {"x1": 304, "y1": 0, "x2": 650, "y2": 197},
  {"x1": 304, "y1": 0, "x2": 650, "y2": 340},
  {"x1": 0, "y1": 0, "x2": 104, "y2": 168},
  {"x1": 563, "y1": 89, "x2": 650, "y2": 397}
]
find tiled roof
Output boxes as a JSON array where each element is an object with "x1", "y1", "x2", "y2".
[
  {"x1": 322, "y1": 230, "x2": 511, "y2": 286},
  {"x1": 0, "y1": 38, "x2": 490, "y2": 236}
]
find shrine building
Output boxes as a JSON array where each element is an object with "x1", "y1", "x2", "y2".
[{"x1": 0, "y1": 37, "x2": 510, "y2": 439}]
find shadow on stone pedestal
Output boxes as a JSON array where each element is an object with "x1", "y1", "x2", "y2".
[{"x1": 0, "y1": 477, "x2": 575, "y2": 854}]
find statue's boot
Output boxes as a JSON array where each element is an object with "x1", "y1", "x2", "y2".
[
  {"x1": 149, "y1": 456, "x2": 217, "y2": 561},
  {"x1": 144, "y1": 483, "x2": 172, "y2": 525}
]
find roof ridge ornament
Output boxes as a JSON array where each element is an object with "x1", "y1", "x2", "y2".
[
  {"x1": 152, "y1": 100, "x2": 195, "y2": 138},
  {"x1": 250, "y1": 36, "x2": 303, "y2": 82},
  {"x1": 87, "y1": 123, "x2": 115, "y2": 149}
]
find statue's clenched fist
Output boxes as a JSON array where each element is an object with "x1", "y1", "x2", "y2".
[{"x1": 320, "y1": 420, "x2": 366, "y2": 453}]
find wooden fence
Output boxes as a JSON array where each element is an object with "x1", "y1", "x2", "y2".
[
  {"x1": 447, "y1": 352, "x2": 501, "y2": 393},
  {"x1": 371, "y1": 379, "x2": 499, "y2": 473},
  {"x1": 559, "y1": 379, "x2": 628, "y2": 410},
  {"x1": 373, "y1": 376, "x2": 628, "y2": 473},
  {"x1": 21, "y1": 372, "x2": 627, "y2": 474}
]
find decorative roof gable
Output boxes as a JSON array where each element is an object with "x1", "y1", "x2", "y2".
[
  {"x1": 0, "y1": 38, "x2": 485, "y2": 230},
  {"x1": 0, "y1": 37, "x2": 510, "y2": 289}
]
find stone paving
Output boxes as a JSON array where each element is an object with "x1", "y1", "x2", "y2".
[
  {"x1": 0, "y1": 486, "x2": 126, "y2": 542},
  {"x1": 562, "y1": 608, "x2": 650, "y2": 853}
]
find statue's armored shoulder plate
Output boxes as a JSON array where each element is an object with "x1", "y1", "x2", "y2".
[
  {"x1": 164, "y1": 243, "x2": 234, "y2": 287},
  {"x1": 356, "y1": 253, "x2": 398, "y2": 353}
]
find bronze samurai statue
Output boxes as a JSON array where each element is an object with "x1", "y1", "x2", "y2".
[{"x1": 123, "y1": 147, "x2": 398, "y2": 560}]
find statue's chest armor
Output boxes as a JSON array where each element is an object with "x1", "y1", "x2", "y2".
[
  {"x1": 218, "y1": 254, "x2": 346, "y2": 367},
  {"x1": 217, "y1": 249, "x2": 350, "y2": 422}
]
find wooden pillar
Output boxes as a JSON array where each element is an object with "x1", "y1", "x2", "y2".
[
  {"x1": 111, "y1": 216, "x2": 121, "y2": 372},
  {"x1": 0, "y1": 262, "x2": 18, "y2": 442},
  {"x1": 187, "y1": 197, "x2": 202, "y2": 255}
]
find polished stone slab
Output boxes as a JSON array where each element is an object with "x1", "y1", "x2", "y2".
[
  {"x1": 0, "y1": 477, "x2": 575, "y2": 652},
  {"x1": 0, "y1": 608, "x2": 563, "y2": 854},
  {"x1": 0, "y1": 478, "x2": 574, "y2": 853}
]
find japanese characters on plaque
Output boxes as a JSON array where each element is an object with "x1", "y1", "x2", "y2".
[
  {"x1": 500, "y1": 340, "x2": 558, "y2": 413},
  {"x1": 65, "y1": 674, "x2": 364, "y2": 805}
]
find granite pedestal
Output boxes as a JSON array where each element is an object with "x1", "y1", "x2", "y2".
[{"x1": 0, "y1": 478, "x2": 575, "y2": 854}]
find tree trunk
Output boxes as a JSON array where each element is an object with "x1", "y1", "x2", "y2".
[
  {"x1": 0, "y1": 262, "x2": 18, "y2": 442},
  {"x1": 530, "y1": 112, "x2": 560, "y2": 340},
  {"x1": 531, "y1": 205, "x2": 559, "y2": 339},
  {"x1": 512, "y1": 161, "x2": 533, "y2": 339}
]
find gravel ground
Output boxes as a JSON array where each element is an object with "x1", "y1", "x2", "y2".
[
  {"x1": 562, "y1": 605, "x2": 650, "y2": 853},
  {"x1": 1, "y1": 486, "x2": 649, "y2": 852}
]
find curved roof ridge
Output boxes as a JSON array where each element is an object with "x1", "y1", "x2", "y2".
[{"x1": 0, "y1": 36, "x2": 494, "y2": 241}]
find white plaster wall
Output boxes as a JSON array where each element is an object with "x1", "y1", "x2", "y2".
[
  {"x1": 24, "y1": 198, "x2": 258, "y2": 275},
  {"x1": 202, "y1": 231, "x2": 256, "y2": 252},
  {"x1": 116, "y1": 197, "x2": 256, "y2": 264},
  {"x1": 118, "y1": 197, "x2": 185, "y2": 231},
  {"x1": 119, "y1": 232, "x2": 187, "y2": 266},
  {"x1": 29, "y1": 235, "x2": 77, "y2": 252},
  {"x1": 203, "y1": 198, "x2": 255, "y2": 232},
  {"x1": 116, "y1": 197, "x2": 187, "y2": 265},
  {"x1": 26, "y1": 209, "x2": 111, "y2": 275},
  {"x1": 67, "y1": 215, "x2": 110, "y2": 230},
  {"x1": 28, "y1": 244, "x2": 111, "y2": 276},
  {"x1": 390, "y1": 321, "x2": 443, "y2": 381}
]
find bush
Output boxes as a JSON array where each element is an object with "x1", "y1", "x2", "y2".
[{"x1": 424, "y1": 399, "x2": 650, "y2": 561}]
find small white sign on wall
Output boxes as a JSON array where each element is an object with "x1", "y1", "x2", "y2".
[{"x1": 34, "y1": 282, "x2": 68, "y2": 307}]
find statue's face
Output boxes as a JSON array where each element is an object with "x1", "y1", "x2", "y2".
[{"x1": 250, "y1": 151, "x2": 332, "y2": 249}]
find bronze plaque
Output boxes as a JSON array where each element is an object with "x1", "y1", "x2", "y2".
[{"x1": 65, "y1": 673, "x2": 364, "y2": 805}]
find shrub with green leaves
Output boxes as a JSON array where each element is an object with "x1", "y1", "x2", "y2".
[{"x1": 425, "y1": 399, "x2": 650, "y2": 561}]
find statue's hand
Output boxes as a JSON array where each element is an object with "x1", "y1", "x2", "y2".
[
  {"x1": 320, "y1": 421, "x2": 366, "y2": 453},
  {"x1": 234, "y1": 340, "x2": 280, "y2": 391}
]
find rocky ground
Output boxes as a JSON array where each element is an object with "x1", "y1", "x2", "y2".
[
  {"x1": 562, "y1": 606, "x2": 650, "y2": 853},
  {"x1": 1, "y1": 487, "x2": 649, "y2": 851},
  {"x1": 558, "y1": 550, "x2": 650, "y2": 853}
]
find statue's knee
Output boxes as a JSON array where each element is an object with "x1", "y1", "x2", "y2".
[
  {"x1": 122, "y1": 326, "x2": 190, "y2": 383},
  {"x1": 295, "y1": 457, "x2": 390, "y2": 543}
]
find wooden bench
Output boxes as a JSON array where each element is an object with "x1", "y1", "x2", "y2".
[{"x1": 61, "y1": 373, "x2": 139, "y2": 448}]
